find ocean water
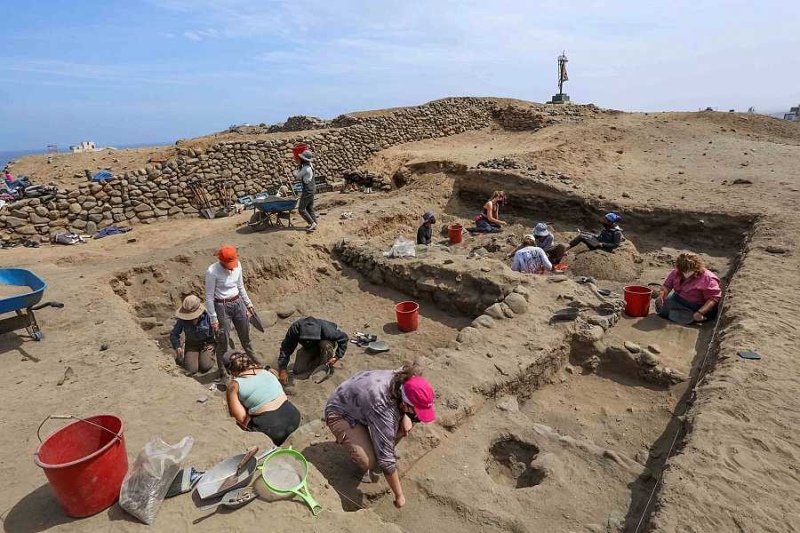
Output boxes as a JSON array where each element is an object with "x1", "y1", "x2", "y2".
[{"x1": 0, "y1": 142, "x2": 170, "y2": 170}]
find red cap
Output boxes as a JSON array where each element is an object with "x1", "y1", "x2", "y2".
[
  {"x1": 217, "y1": 245, "x2": 239, "y2": 269},
  {"x1": 402, "y1": 376, "x2": 436, "y2": 423}
]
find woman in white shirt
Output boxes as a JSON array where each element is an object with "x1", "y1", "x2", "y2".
[
  {"x1": 205, "y1": 245, "x2": 261, "y2": 378},
  {"x1": 296, "y1": 150, "x2": 317, "y2": 232}
]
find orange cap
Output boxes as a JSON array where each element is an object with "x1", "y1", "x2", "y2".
[{"x1": 217, "y1": 245, "x2": 239, "y2": 269}]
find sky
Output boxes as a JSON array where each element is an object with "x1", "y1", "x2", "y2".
[{"x1": 0, "y1": 0, "x2": 798, "y2": 150}]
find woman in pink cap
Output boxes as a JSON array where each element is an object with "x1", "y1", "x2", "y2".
[{"x1": 324, "y1": 364, "x2": 435, "y2": 509}]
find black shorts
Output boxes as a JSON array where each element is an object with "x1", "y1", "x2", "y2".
[{"x1": 248, "y1": 401, "x2": 301, "y2": 446}]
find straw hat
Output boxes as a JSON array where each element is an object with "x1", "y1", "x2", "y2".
[{"x1": 175, "y1": 295, "x2": 205, "y2": 320}]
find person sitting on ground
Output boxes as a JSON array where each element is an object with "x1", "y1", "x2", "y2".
[
  {"x1": 170, "y1": 295, "x2": 216, "y2": 376},
  {"x1": 225, "y1": 350, "x2": 300, "y2": 446},
  {"x1": 296, "y1": 150, "x2": 317, "y2": 232},
  {"x1": 205, "y1": 245, "x2": 260, "y2": 380},
  {"x1": 471, "y1": 190, "x2": 507, "y2": 233},
  {"x1": 566, "y1": 212, "x2": 624, "y2": 252},
  {"x1": 417, "y1": 211, "x2": 436, "y2": 245},
  {"x1": 325, "y1": 365, "x2": 436, "y2": 509},
  {"x1": 511, "y1": 234, "x2": 553, "y2": 274},
  {"x1": 656, "y1": 252, "x2": 721, "y2": 324},
  {"x1": 277, "y1": 316, "x2": 349, "y2": 385},
  {"x1": 3, "y1": 170, "x2": 14, "y2": 188},
  {"x1": 532, "y1": 222, "x2": 567, "y2": 265}
]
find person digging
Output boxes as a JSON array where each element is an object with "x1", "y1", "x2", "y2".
[{"x1": 277, "y1": 317, "x2": 349, "y2": 385}]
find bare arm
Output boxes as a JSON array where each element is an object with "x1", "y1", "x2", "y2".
[
  {"x1": 384, "y1": 470, "x2": 406, "y2": 508},
  {"x1": 226, "y1": 381, "x2": 250, "y2": 430},
  {"x1": 483, "y1": 201, "x2": 505, "y2": 224}
]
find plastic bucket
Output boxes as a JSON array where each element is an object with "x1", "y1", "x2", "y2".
[
  {"x1": 448, "y1": 224, "x2": 463, "y2": 244},
  {"x1": 395, "y1": 301, "x2": 420, "y2": 332},
  {"x1": 623, "y1": 285, "x2": 652, "y2": 317},
  {"x1": 34, "y1": 415, "x2": 128, "y2": 518},
  {"x1": 292, "y1": 143, "x2": 309, "y2": 162}
]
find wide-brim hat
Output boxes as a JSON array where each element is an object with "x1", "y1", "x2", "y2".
[
  {"x1": 533, "y1": 223, "x2": 550, "y2": 237},
  {"x1": 176, "y1": 295, "x2": 205, "y2": 320},
  {"x1": 298, "y1": 150, "x2": 314, "y2": 162}
]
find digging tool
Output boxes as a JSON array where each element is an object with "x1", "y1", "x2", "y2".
[{"x1": 217, "y1": 446, "x2": 259, "y2": 493}]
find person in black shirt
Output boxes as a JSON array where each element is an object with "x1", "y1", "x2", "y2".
[
  {"x1": 277, "y1": 317, "x2": 349, "y2": 384},
  {"x1": 417, "y1": 211, "x2": 436, "y2": 245},
  {"x1": 566, "y1": 213, "x2": 625, "y2": 252}
]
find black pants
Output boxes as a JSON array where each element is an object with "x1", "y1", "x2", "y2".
[
  {"x1": 569, "y1": 234, "x2": 604, "y2": 251},
  {"x1": 248, "y1": 401, "x2": 301, "y2": 446},
  {"x1": 546, "y1": 244, "x2": 567, "y2": 265}
]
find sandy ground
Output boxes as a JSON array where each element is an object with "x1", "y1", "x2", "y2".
[{"x1": 1, "y1": 107, "x2": 799, "y2": 532}]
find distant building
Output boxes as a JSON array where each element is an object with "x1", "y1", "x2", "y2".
[
  {"x1": 783, "y1": 105, "x2": 799, "y2": 122},
  {"x1": 69, "y1": 141, "x2": 97, "y2": 153}
]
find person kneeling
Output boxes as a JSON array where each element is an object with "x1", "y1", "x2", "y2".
[
  {"x1": 225, "y1": 351, "x2": 300, "y2": 446},
  {"x1": 511, "y1": 235, "x2": 553, "y2": 274},
  {"x1": 656, "y1": 252, "x2": 721, "y2": 324},
  {"x1": 170, "y1": 295, "x2": 216, "y2": 376}
]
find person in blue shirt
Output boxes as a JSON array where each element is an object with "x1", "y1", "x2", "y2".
[{"x1": 170, "y1": 295, "x2": 216, "y2": 375}]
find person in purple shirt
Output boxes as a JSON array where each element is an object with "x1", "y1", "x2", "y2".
[
  {"x1": 324, "y1": 365, "x2": 436, "y2": 509},
  {"x1": 656, "y1": 252, "x2": 722, "y2": 323}
]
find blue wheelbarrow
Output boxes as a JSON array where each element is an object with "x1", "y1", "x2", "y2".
[
  {"x1": 0, "y1": 268, "x2": 64, "y2": 341},
  {"x1": 246, "y1": 196, "x2": 299, "y2": 230}
]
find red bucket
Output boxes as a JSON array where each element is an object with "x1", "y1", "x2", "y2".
[
  {"x1": 395, "y1": 301, "x2": 419, "y2": 332},
  {"x1": 448, "y1": 224, "x2": 463, "y2": 244},
  {"x1": 292, "y1": 143, "x2": 309, "y2": 162},
  {"x1": 623, "y1": 285, "x2": 652, "y2": 317},
  {"x1": 34, "y1": 415, "x2": 128, "y2": 518}
]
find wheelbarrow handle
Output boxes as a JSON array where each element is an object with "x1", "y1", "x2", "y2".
[{"x1": 31, "y1": 301, "x2": 64, "y2": 311}]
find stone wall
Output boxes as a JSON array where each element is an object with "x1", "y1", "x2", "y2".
[{"x1": 0, "y1": 98, "x2": 601, "y2": 241}]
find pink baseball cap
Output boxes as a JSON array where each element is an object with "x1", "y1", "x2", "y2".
[{"x1": 402, "y1": 376, "x2": 436, "y2": 423}]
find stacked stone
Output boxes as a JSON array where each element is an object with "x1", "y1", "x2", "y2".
[
  {"x1": 0, "y1": 98, "x2": 606, "y2": 242},
  {"x1": 491, "y1": 104, "x2": 555, "y2": 131},
  {"x1": 267, "y1": 115, "x2": 328, "y2": 133}
]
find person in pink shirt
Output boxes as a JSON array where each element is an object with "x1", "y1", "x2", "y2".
[{"x1": 656, "y1": 252, "x2": 722, "y2": 323}]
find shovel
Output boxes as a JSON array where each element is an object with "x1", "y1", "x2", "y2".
[{"x1": 217, "y1": 446, "x2": 259, "y2": 493}]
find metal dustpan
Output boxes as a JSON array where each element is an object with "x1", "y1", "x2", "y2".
[
  {"x1": 196, "y1": 447, "x2": 277, "y2": 500},
  {"x1": 366, "y1": 341, "x2": 389, "y2": 353}
]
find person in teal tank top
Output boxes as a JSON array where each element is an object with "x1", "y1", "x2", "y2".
[{"x1": 225, "y1": 351, "x2": 300, "y2": 446}]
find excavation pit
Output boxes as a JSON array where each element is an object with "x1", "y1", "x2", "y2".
[{"x1": 486, "y1": 437, "x2": 545, "y2": 489}]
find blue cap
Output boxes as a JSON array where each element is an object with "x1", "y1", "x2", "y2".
[{"x1": 605, "y1": 212, "x2": 622, "y2": 223}]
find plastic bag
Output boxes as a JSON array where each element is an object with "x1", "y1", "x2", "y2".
[
  {"x1": 119, "y1": 436, "x2": 194, "y2": 525},
  {"x1": 383, "y1": 237, "x2": 416, "y2": 258}
]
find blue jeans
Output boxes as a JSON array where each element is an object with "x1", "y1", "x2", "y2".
[
  {"x1": 473, "y1": 218, "x2": 502, "y2": 233},
  {"x1": 656, "y1": 293, "x2": 718, "y2": 320}
]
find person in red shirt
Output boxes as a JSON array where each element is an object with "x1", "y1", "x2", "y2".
[{"x1": 656, "y1": 252, "x2": 722, "y2": 323}]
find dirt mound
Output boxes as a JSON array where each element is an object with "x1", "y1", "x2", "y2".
[{"x1": 569, "y1": 240, "x2": 643, "y2": 282}]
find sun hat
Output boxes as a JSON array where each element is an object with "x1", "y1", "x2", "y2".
[
  {"x1": 604, "y1": 212, "x2": 622, "y2": 223},
  {"x1": 216, "y1": 245, "x2": 239, "y2": 269},
  {"x1": 298, "y1": 150, "x2": 314, "y2": 162},
  {"x1": 523, "y1": 234, "x2": 536, "y2": 244},
  {"x1": 401, "y1": 376, "x2": 436, "y2": 423},
  {"x1": 175, "y1": 295, "x2": 205, "y2": 320},
  {"x1": 422, "y1": 210, "x2": 435, "y2": 222},
  {"x1": 533, "y1": 222, "x2": 550, "y2": 237}
]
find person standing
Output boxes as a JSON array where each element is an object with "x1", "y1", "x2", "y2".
[
  {"x1": 205, "y1": 245, "x2": 259, "y2": 379},
  {"x1": 276, "y1": 316, "x2": 349, "y2": 385},
  {"x1": 324, "y1": 365, "x2": 436, "y2": 509},
  {"x1": 296, "y1": 150, "x2": 317, "y2": 232},
  {"x1": 416, "y1": 211, "x2": 436, "y2": 245}
]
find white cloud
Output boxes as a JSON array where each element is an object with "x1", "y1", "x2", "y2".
[{"x1": 183, "y1": 31, "x2": 202, "y2": 41}]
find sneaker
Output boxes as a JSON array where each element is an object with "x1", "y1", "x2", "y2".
[{"x1": 307, "y1": 222, "x2": 317, "y2": 232}]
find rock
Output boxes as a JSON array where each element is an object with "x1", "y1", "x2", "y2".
[
  {"x1": 638, "y1": 350, "x2": 660, "y2": 367},
  {"x1": 68, "y1": 203, "x2": 82, "y2": 214},
  {"x1": 588, "y1": 314, "x2": 618, "y2": 330},
  {"x1": 456, "y1": 327, "x2": 482, "y2": 345},
  {"x1": 484, "y1": 303, "x2": 505, "y2": 320},
  {"x1": 765, "y1": 245, "x2": 788, "y2": 254},
  {"x1": 197, "y1": 396, "x2": 209, "y2": 404},
  {"x1": 624, "y1": 341, "x2": 641, "y2": 354},
  {"x1": 99, "y1": 344, "x2": 109, "y2": 352},
  {"x1": 581, "y1": 326, "x2": 605, "y2": 343},
  {"x1": 732, "y1": 178, "x2": 752, "y2": 185},
  {"x1": 472, "y1": 315, "x2": 496, "y2": 329},
  {"x1": 3, "y1": 216, "x2": 27, "y2": 229},
  {"x1": 647, "y1": 343, "x2": 662, "y2": 354},
  {"x1": 512, "y1": 285, "x2": 530, "y2": 300},
  {"x1": 260, "y1": 310, "x2": 279, "y2": 327},
  {"x1": 496, "y1": 396, "x2": 519, "y2": 412},
  {"x1": 139, "y1": 317, "x2": 158, "y2": 330},
  {"x1": 85, "y1": 221, "x2": 98, "y2": 235},
  {"x1": 35, "y1": 206, "x2": 49, "y2": 217},
  {"x1": 622, "y1": 192, "x2": 631, "y2": 198},
  {"x1": 585, "y1": 355, "x2": 601, "y2": 371},
  {"x1": 500, "y1": 302, "x2": 515, "y2": 318},
  {"x1": 504, "y1": 293, "x2": 528, "y2": 314},
  {"x1": 276, "y1": 305, "x2": 296, "y2": 319}
]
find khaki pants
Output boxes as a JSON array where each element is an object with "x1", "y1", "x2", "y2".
[
  {"x1": 326, "y1": 413, "x2": 377, "y2": 471},
  {"x1": 293, "y1": 340, "x2": 336, "y2": 375}
]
